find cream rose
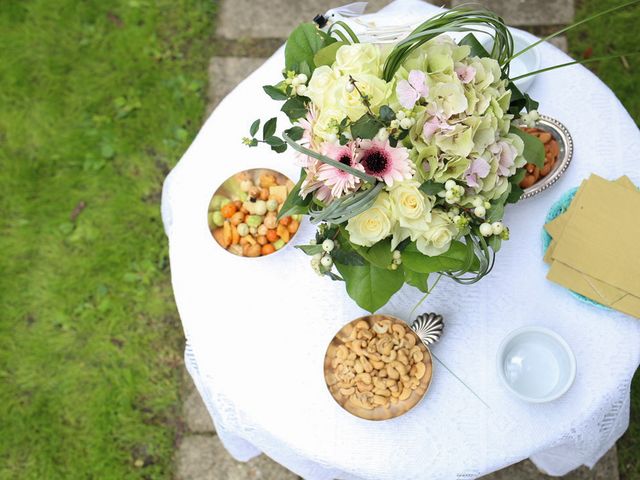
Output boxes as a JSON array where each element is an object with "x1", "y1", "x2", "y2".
[
  {"x1": 334, "y1": 43, "x2": 381, "y2": 76},
  {"x1": 389, "y1": 180, "x2": 434, "y2": 233},
  {"x1": 346, "y1": 192, "x2": 393, "y2": 247},
  {"x1": 416, "y1": 209, "x2": 458, "y2": 256},
  {"x1": 334, "y1": 73, "x2": 390, "y2": 121},
  {"x1": 306, "y1": 65, "x2": 340, "y2": 110}
]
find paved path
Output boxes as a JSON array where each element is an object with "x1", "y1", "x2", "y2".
[{"x1": 175, "y1": 1, "x2": 619, "y2": 479}]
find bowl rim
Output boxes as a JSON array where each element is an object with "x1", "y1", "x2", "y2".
[{"x1": 496, "y1": 325, "x2": 577, "y2": 403}]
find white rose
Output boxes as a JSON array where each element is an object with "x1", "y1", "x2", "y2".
[
  {"x1": 346, "y1": 192, "x2": 393, "y2": 247},
  {"x1": 313, "y1": 106, "x2": 344, "y2": 142},
  {"x1": 334, "y1": 73, "x2": 390, "y2": 121},
  {"x1": 389, "y1": 180, "x2": 433, "y2": 234},
  {"x1": 306, "y1": 65, "x2": 340, "y2": 110},
  {"x1": 416, "y1": 209, "x2": 458, "y2": 256},
  {"x1": 334, "y1": 43, "x2": 381, "y2": 76}
]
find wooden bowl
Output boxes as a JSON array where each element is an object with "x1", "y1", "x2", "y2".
[{"x1": 324, "y1": 314, "x2": 433, "y2": 421}]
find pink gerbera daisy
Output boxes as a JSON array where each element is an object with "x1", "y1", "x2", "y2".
[
  {"x1": 317, "y1": 142, "x2": 364, "y2": 198},
  {"x1": 356, "y1": 140, "x2": 413, "y2": 186},
  {"x1": 300, "y1": 159, "x2": 333, "y2": 203}
]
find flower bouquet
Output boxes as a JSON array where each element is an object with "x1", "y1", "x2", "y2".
[{"x1": 243, "y1": 5, "x2": 629, "y2": 312}]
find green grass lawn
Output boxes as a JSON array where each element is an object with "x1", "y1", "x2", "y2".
[
  {"x1": 0, "y1": 0, "x2": 638, "y2": 479},
  {"x1": 568, "y1": 1, "x2": 640, "y2": 478},
  {"x1": 0, "y1": 1, "x2": 214, "y2": 478}
]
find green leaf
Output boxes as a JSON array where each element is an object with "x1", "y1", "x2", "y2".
[
  {"x1": 350, "y1": 113, "x2": 383, "y2": 140},
  {"x1": 379, "y1": 105, "x2": 396, "y2": 123},
  {"x1": 510, "y1": 168, "x2": 526, "y2": 185},
  {"x1": 506, "y1": 183, "x2": 523, "y2": 203},
  {"x1": 263, "y1": 85, "x2": 288, "y2": 101},
  {"x1": 404, "y1": 269, "x2": 429, "y2": 293},
  {"x1": 281, "y1": 96, "x2": 309, "y2": 121},
  {"x1": 278, "y1": 169, "x2": 312, "y2": 218},
  {"x1": 401, "y1": 240, "x2": 471, "y2": 274},
  {"x1": 354, "y1": 238, "x2": 394, "y2": 269},
  {"x1": 285, "y1": 126, "x2": 304, "y2": 141},
  {"x1": 313, "y1": 41, "x2": 345, "y2": 67},
  {"x1": 510, "y1": 126, "x2": 545, "y2": 168},
  {"x1": 507, "y1": 81, "x2": 539, "y2": 115},
  {"x1": 334, "y1": 261, "x2": 405, "y2": 312},
  {"x1": 295, "y1": 244, "x2": 324, "y2": 255},
  {"x1": 285, "y1": 23, "x2": 325, "y2": 72},
  {"x1": 458, "y1": 33, "x2": 490, "y2": 58},
  {"x1": 332, "y1": 248, "x2": 367, "y2": 266},
  {"x1": 419, "y1": 180, "x2": 443, "y2": 195},
  {"x1": 488, "y1": 235, "x2": 502, "y2": 253},
  {"x1": 263, "y1": 117, "x2": 277, "y2": 139},
  {"x1": 249, "y1": 119, "x2": 260, "y2": 137},
  {"x1": 486, "y1": 190, "x2": 509, "y2": 222},
  {"x1": 265, "y1": 135, "x2": 285, "y2": 147}
]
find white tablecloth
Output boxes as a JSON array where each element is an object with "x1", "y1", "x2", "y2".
[{"x1": 162, "y1": 1, "x2": 640, "y2": 478}]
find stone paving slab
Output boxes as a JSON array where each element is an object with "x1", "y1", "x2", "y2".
[
  {"x1": 451, "y1": 0, "x2": 574, "y2": 26},
  {"x1": 481, "y1": 447, "x2": 619, "y2": 480},
  {"x1": 183, "y1": 375, "x2": 215, "y2": 433},
  {"x1": 207, "y1": 57, "x2": 266, "y2": 116},
  {"x1": 176, "y1": 435, "x2": 300, "y2": 480},
  {"x1": 217, "y1": 0, "x2": 426, "y2": 39}
]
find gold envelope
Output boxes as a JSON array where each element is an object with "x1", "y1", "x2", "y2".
[
  {"x1": 543, "y1": 176, "x2": 636, "y2": 264},
  {"x1": 545, "y1": 175, "x2": 640, "y2": 319}
]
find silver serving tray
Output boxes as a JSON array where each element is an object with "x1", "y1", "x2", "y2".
[{"x1": 521, "y1": 115, "x2": 573, "y2": 200}]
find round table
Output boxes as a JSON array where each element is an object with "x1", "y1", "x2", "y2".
[{"x1": 162, "y1": 1, "x2": 640, "y2": 478}]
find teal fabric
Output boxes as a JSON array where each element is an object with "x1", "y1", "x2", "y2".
[{"x1": 542, "y1": 187, "x2": 609, "y2": 310}]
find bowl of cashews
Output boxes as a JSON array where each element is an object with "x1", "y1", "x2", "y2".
[{"x1": 324, "y1": 314, "x2": 433, "y2": 421}]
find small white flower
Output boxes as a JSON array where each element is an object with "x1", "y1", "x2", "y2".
[
  {"x1": 376, "y1": 127, "x2": 390, "y2": 142},
  {"x1": 479, "y1": 222, "x2": 493, "y2": 237},
  {"x1": 445, "y1": 180, "x2": 456, "y2": 191},
  {"x1": 474, "y1": 206, "x2": 486, "y2": 218}
]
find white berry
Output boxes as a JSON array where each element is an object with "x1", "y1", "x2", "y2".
[
  {"x1": 322, "y1": 239, "x2": 335, "y2": 252},
  {"x1": 400, "y1": 118, "x2": 413, "y2": 130},
  {"x1": 491, "y1": 222, "x2": 504, "y2": 235},
  {"x1": 474, "y1": 206, "x2": 486, "y2": 218},
  {"x1": 396, "y1": 111, "x2": 406, "y2": 120},
  {"x1": 392, "y1": 250, "x2": 401, "y2": 260},
  {"x1": 320, "y1": 255, "x2": 333, "y2": 268},
  {"x1": 297, "y1": 73, "x2": 308, "y2": 84},
  {"x1": 345, "y1": 82, "x2": 355, "y2": 93},
  {"x1": 295, "y1": 85, "x2": 307, "y2": 96},
  {"x1": 472, "y1": 197, "x2": 484, "y2": 208},
  {"x1": 479, "y1": 223, "x2": 493, "y2": 237}
]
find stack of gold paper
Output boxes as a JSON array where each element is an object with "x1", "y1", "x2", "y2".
[{"x1": 544, "y1": 174, "x2": 640, "y2": 319}]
